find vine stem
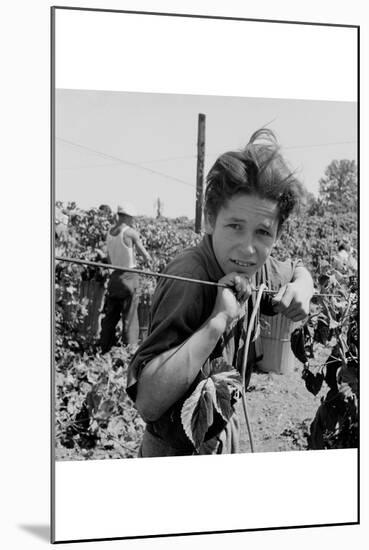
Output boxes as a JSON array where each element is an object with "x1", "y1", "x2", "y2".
[
  {"x1": 240, "y1": 284, "x2": 267, "y2": 453},
  {"x1": 339, "y1": 294, "x2": 353, "y2": 328}
]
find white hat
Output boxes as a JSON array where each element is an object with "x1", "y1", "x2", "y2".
[{"x1": 117, "y1": 202, "x2": 137, "y2": 217}]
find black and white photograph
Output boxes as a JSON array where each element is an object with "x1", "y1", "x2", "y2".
[
  {"x1": 50, "y1": 4, "x2": 360, "y2": 545},
  {"x1": 54, "y1": 89, "x2": 358, "y2": 461}
]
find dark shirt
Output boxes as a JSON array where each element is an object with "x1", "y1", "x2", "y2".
[{"x1": 127, "y1": 234, "x2": 301, "y2": 453}]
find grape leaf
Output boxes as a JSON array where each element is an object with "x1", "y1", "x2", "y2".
[
  {"x1": 212, "y1": 369, "x2": 243, "y2": 393},
  {"x1": 108, "y1": 417, "x2": 126, "y2": 437},
  {"x1": 181, "y1": 358, "x2": 243, "y2": 449},
  {"x1": 213, "y1": 379, "x2": 233, "y2": 421},
  {"x1": 86, "y1": 390, "x2": 102, "y2": 414},
  {"x1": 207, "y1": 358, "x2": 243, "y2": 390},
  {"x1": 181, "y1": 378, "x2": 216, "y2": 450},
  {"x1": 94, "y1": 399, "x2": 115, "y2": 420},
  {"x1": 291, "y1": 327, "x2": 309, "y2": 365},
  {"x1": 302, "y1": 368, "x2": 324, "y2": 396},
  {"x1": 208, "y1": 357, "x2": 231, "y2": 376}
]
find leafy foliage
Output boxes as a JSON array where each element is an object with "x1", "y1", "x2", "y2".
[
  {"x1": 55, "y1": 345, "x2": 145, "y2": 460},
  {"x1": 55, "y1": 204, "x2": 202, "y2": 459},
  {"x1": 274, "y1": 209, "x2": 357, "y2": 273},
  {"x1": 319, "y1": 159, "x2": 357, "y2": 214},
  {"x1": 180, "y1": 358, "x2": 242, "y2": 451},
  {"x1": 291, "y1": 271, "x2": 358, "y2": 450}
]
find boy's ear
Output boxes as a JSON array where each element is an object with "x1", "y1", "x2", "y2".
[{"x1": 204, "y1": 212, "x2": 214, "y2": 234}]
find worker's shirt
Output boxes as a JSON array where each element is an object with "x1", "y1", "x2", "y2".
[
  {"x1": 107, "y1": 224, "x2": 136, "y2": 268},
  {"x1": 106, "y1": 225, "x2": 138, "y2": 297}
]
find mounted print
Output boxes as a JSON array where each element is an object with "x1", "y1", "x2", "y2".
[{"x1": 51, "y1": 6, "x2": 359, "y2": 544}]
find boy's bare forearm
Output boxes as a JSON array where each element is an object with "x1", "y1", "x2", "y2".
[{"x1": 135, "y1": 313, "x2": 227, "y2": 422}]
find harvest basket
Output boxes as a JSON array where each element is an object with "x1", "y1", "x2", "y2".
[{"x1": 258, "y1": 313, "x2": 298, "y2": 374}]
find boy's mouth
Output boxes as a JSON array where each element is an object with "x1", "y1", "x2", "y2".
[{"x1": 230, "y1": 259, "x2": 256, "y2": 268}]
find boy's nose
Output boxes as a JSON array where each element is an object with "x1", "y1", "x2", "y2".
[{"x1": 241, "y1": 237, "x2": 256, "y2": 255}]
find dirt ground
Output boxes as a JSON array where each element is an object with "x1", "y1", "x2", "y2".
[{"x1": 237, "y1": 352, "x2": 329, "y2": 453}]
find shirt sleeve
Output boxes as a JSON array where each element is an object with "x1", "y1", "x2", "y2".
[
  {"x1": 266, "y1": 256, "x2": 303, "y2": 289},
  {"x1": 126, "y1": 272, "x2": 215, "y2": 401}
]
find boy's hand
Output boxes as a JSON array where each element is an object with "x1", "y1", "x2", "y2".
[
  {"x1": 272, "y1": 281, "x2": 312, "y2": 322},
  {"x1": 212, "y1": 273, "x2": 252, "y2": 327}
]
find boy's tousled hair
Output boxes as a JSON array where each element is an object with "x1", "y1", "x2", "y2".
[{"x1": 204, "y1": 128, "x2": 306, "y2": 229}]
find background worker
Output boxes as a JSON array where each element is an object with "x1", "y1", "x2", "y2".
[{"x1": 99, "y1": 203, "x2": 152, "y2": 352}]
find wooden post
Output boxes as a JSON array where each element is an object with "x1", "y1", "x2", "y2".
[{"x1": 195, "y1": 113, "x2": 206, "y2": 233}]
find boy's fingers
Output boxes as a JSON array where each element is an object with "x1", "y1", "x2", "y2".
[
  {"x1": 236, "y1": 277, "x2": 252, "y2": 302},
  {"x1": 273, "y1": 284, "x2": 309, "y2": 319},
  {"x1": 222, "y1": 273, "x2": 253, "y2": 301},
  {"x1": 224, "y1": 274, "x2": 250, "y2": 302},
  {"x1": 282, "y1": 306, "x2": 306, "y2": 321},
  {"x1": 272, "y1": 285, "x2": 293, "y2": 312},
  {"x1": 272, "y1": 286, "x2": 284, "y2": 302},
  {"x1": 234, "y1": 275, "x2": 241, "y2": 289}
]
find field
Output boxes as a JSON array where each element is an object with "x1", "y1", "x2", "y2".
[{"x1": 54, "y1": 186, "x2": 358, "y2": 460}]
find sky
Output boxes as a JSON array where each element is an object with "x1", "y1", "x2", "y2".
[{"x1": 55, "y1": 89, "x2": 357, "y2": 219}]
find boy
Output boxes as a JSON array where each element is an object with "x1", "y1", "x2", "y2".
[{"x1": 126, "y1": 129, "x2": 314, "y2": 456}]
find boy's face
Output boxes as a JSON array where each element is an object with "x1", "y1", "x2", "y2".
[{"x1": 205, "y1": 193, "x2": 280, "y2": 277}]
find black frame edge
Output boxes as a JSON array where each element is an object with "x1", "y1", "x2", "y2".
[
  {"x1": 51, "y1": 5, "x2": 359, "y2": 29},
  {"x1": 50, "y1": 5, "x2": 56, "y2": 545}
]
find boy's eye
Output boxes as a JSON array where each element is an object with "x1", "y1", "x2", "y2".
[
  {"x1": 258, "y1": 228, "x2": 272, "y2": 237},
  {"x1": 228, "y1": 223, "x2": 241, "y2": 231},
  {"x1": 227, "y1": 223, "x2": 242, "y2": 230}
]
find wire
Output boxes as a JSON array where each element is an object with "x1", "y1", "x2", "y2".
[
  {"x1": 55, "y1": 256, "x2": 341, "y2": 297},
  {"x1": 128, "y1": 140, "x2": 357, "y2": 165},
  {"x1": 284, "y1": 140, "x2": 356, "y2": 151},
  {"x1": 138, "y1": 154, "x2": 197, "y2": 164},
  {"x1": 55, "y1": 256, "x2": 227, "y2": 289},
  {"x1": 56, "y1": 136, "x2": 356, "y2": 184},
  {"x1": 56, "y1": 137, "x2": 195, "y2": 188},
  {"x1": 57, "y1": 162, "x2": 125, "y2": 171}
]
